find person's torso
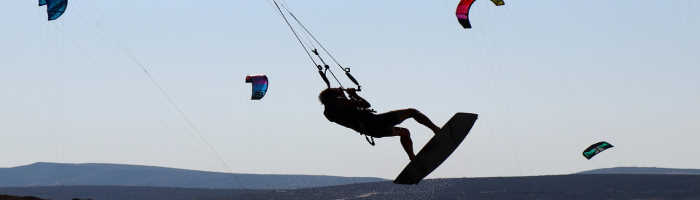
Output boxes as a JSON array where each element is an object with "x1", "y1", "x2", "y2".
[{"x1": 323, "y1": 100, "x2": 373, "y2": 133}]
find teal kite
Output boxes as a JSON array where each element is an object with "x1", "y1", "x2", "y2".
[
  {"x1": 583, "y1": 141, "x2": 614, "y2": 160},
  {"x1": 39, "y1": 0, "x2": 68, "y2": 21}
]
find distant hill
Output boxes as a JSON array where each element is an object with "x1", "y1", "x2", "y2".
[
  {"x1": 2, "y1": 174, "x2": 700, "y2": 200},
  {"x1": 578, "y1": 167, "x2": 700, "y2": 175},
  {"x1": 0, "y1": 162, "x2": 384, "y2": 189},
  {"x1": 0, "y1": 194, "x2": 45, "y2": 200}
]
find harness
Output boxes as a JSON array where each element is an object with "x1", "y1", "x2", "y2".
[
  {"x1": 364, "y1": 135, "x2": 376, "y2": 146},
  {"x1": 356, "y1": 108, "x2": 378, "y2": 146}
]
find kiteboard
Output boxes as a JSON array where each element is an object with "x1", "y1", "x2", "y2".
[{"x1": 394, "y1": 112, "x2": 478, "y2": 185}]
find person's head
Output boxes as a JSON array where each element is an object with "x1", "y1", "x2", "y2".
[{"x1": 319, "y1": 88, "x2": 345, "y2": 105}]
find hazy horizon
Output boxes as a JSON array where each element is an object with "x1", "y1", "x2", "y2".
[{"x1": 2, "y1": 0, "x2": 698, "y2": 180}]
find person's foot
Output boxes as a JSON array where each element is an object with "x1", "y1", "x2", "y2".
[{"x1": 409, "y1": 154, "x2": 416, "y2": 161}]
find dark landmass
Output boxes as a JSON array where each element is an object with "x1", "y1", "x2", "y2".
[
  {"x1": 0, "y1": 162, "x2": 383, "y2": 189},
  {"x1": 0, "y1": 194, "x2": 45, "y2": 200},
  {"x1": 578, "y1": 167, "x2": 700, "y2": 175},
  {"x1": 3, "y1": 174, "x2": 700, "y2": 200}
]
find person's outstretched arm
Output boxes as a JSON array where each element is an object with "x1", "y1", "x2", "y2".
[{"x1": 345, "y1": 88, "x2": 371, "y2": 108}]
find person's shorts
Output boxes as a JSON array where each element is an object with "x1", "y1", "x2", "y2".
[{"x1": 362, "y1": 111, "x2": 405, "y2": 138}]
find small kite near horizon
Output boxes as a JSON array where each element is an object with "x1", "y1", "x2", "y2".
[{"x1": 583, "y1": 141, "x2": 614, "y2": 160}]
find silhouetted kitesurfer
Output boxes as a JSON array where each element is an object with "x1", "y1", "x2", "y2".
[{"x1": 319, "y1": 88, "x2": 441, "y2": 161}]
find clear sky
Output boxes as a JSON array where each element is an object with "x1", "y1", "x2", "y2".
[{"x1": 1, "y1": 0, "x2": 699, "y2": 179}]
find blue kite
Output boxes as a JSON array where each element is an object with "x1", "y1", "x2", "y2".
[
  {"x1": 245, "y1": 75, "x2": 269, "y2": 100},
  {"x1": 39, "y1": 0, "x2": 68, "y2": 21}
]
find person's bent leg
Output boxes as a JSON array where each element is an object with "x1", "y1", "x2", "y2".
[
  {"x1": 391, "y1": 109, "x2": 441, "y2": 134},
  {"x1": 393, "y1": 127, "x2": 415, "y2": 161}
]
